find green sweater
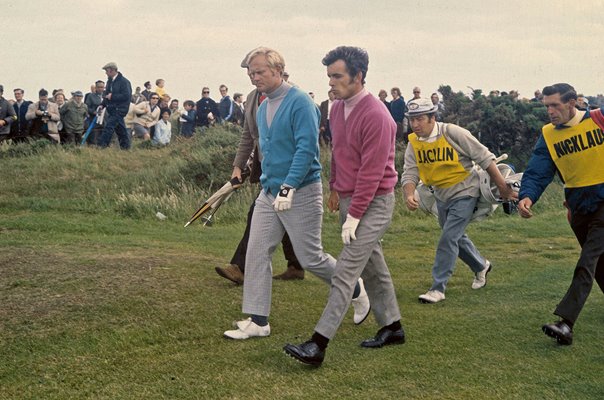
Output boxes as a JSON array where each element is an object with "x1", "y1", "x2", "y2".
[{"x1": 60, "y1": 100, "x2": 88, "y2": 133}]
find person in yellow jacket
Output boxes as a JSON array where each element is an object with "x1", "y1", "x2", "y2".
[
  {"x1": 401, "y1": 98, "x2": 517, "y2": 303},
  {"x1": 518, "y1": 83, "x2": 604, "y2": 345}
]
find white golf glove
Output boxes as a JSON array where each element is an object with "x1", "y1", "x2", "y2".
[
  {"x1": 273, "y1": 185, "x2": 295, "y2": 212},
  {"x1": 341, "y1": 214, "x2": 360, "y2": 245}
]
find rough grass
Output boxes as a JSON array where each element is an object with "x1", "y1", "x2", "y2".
[{"x1": 0, "y1": 129, "x2": 602, "y2": 399}]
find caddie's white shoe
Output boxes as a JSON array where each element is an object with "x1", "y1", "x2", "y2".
[
  {"x1": 418, "y1": 290, "x2": 445, "y2": 304},
  {"x1": 224, "y1": 319, "x2": 270, "y2": 340},
  {"x1": 352, "y1": 278, "x2": 371, "y2": 325},
  {"x1": 472, "y1": 260, "x2": 492, "y2": 290}
]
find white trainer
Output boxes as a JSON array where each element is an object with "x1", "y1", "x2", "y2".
[
  {"x1": 472, "y1": 260, "x2": 492, "y2": 290},
  {"x1": 418, "y1": 290, "x2": 445, "y2": 304},
  {"x1": 224, "y1": 319, "x2": 270, "y2": 340},
  {"x1": 352, "y1": 278, "x2": 371, "y2": 325}
]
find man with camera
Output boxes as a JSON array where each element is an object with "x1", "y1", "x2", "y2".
[{"x1": 25, "y1": 88, "x2": 60, "y2": 143}]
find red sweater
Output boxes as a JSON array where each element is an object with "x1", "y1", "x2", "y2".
[{"x1": 329, "y1": 93, "x2": 398, "y2": 218}]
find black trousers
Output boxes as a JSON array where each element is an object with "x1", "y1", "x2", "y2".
[
  {"x1": 230, "y1": 197, "x2": 302, "y2": 273},
  {"x1": 555, "y1": 203, "x2": 604, "y2": 324}
]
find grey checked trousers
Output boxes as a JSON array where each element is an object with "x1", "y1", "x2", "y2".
[
  {"x1": 242, "y1": 182, "x2": 335, "y2": 317},
  {"x1": 315, "y1": 193, "x2": 401, "y2": 339}
]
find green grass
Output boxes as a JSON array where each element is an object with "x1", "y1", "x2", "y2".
[{"x1": 0, "y1": 130, "x2": 602, "y2": 399}]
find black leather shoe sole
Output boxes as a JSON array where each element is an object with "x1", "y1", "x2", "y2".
[
  {"x1": 283, "y1": 344, "x2": 324, "y2": 367},
  {"x1": 542, "y1": 325, "x2": 573, "y2": 345},
  {"x1": 360, "y1": 330, "x2": 406, "y2": 348}
]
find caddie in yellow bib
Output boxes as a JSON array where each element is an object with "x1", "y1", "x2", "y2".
[
  {"x1": 542, "y1": 119, "x2": 604, "y2": 188},
  {"x1": 401, "y1": 98, "x2": 517, "y2": 304},
  {"x1": 408, "y1": 132, "x2": 470, "y2": 188},
  {"x1": 518, "y1": 83, "x2": 604, "y2": 346}
]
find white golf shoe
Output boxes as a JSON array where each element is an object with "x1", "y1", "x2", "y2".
[
  {"x1": 472, "y1": 260, "x2": 492, "y2": 290},
  {"x1": 418, "y1": 290, "x2": 445, "y2": 304},
  {"x1": 224, "y1": 319, "x2": 270, "y2": 339},
  {"x1": 352, "y1": 278, "x2": 371, "y2": 325}
]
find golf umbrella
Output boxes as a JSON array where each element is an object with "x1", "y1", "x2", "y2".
[
  {"x1": 185, "y1": 152, "x2": 255, "y2": 227},
  {"x1": 80, "y1": 115, "x2": 97, "y2": 146},
  {"x1": 184, "y1": 173, "x2": 249, "y2": 227}
]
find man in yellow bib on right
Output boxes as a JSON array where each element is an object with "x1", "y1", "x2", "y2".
[
  {"x1": 518, "y1": 83, "x2": 604, "y2": 345},
  {"x1": 401, "y1": 98, "x2": 517, "y2": 304}
]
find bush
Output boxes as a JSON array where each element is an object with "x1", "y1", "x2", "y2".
[{"x1": 439, "y1": 85, "x2": 551, "y2": 170}]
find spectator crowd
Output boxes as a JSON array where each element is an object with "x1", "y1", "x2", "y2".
[
  {"x1": 0, "y1": 68, "x2": 247, "y2": 147},
  {"x1": 1, "y1": 67, "x2": 603, "y2": 149}
]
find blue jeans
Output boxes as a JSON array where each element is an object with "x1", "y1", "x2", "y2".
[
  {"x1": 99, "y1": 113, "x2": 131, "y2": 149},
  {"x1": 431, "y1": 196, "x2": 486, "y2": 293}
]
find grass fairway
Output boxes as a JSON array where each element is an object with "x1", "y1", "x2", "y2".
[{"x1": 0, "y1": 133, "x2": 602, "y2": 399}]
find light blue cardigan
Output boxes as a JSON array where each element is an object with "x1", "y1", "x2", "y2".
[{"x1": 256, "y1": 87, "x2": 322, "y2": 195}]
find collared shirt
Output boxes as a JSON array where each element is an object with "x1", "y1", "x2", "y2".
[
  {"x1": 557, "y1": 109, "x2": 585, "y2": 129},
  {"x1": 417, "y1": 122, "x2": 440, "y2": 143}
]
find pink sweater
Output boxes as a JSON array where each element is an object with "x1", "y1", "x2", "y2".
[{"x1": 329, "y1": 93, "x2": 398, "y2": 218}]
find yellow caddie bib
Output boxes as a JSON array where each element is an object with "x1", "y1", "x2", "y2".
[
  {"x1": 408, "y1": 132, "x2": 470, "y2": 188},
  {"x1": 542, "y1": 117, "x2": 604, "y2": 188}
]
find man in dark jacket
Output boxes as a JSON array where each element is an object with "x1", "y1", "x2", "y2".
[
  {"x1": 98, "y1": 62, "x2": 132, "y2": 149},
  {"x1": 519, "y1": 83, "x2": 604, "y2": 346},
  {"x1": 84, "y1": 80, "x2": 105, "y2": 145},
  {"x1": 390, "y1": 87, "x2": 407, "y2": 142},
  {"x1": 217, "y1": 84, "x2": 233, "y2": 122},
  {"x1": 10, "y1": 88, "x2": 32, "y2": 141},
  {"x1": 195, "y1": 87, "x2": 220, "y2": 128}
]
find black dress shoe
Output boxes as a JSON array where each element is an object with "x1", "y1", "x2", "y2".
[
  {"x1": 361, "y1": 327, "x2": 405, "y2": 348},
  {"x1": 542, "y1": 321, "x2": 573, "y2": 345},
  {"x1": 283, "y1": 340, "x2": 325, "y2": 366}
]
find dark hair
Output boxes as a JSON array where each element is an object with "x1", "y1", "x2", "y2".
[
  {"x1": 322, "y1": 46, "x2": 369, "y2": 84},
  {"x1": 95, "y1": 80, "x2": 104, "y2": 86},
  {"x1": 233, "y1": 93, "x2": 242, "y2": 102},
  {"x1": 184, "y1": 100, "x2": 195, "y2": 107},
  {"x1": 542, "y1": 83, "x2": 577, "y2": 103},
  {"x1": 14, "y1": 88, "x2": 24, "y2": 94},
  {"x1": 144, "y1": 81, "x2": 151, "y2": 87},
  {"x1": 39, "y1": 88, "x2": 48, "y2": 97},
  {"x1": 391, "y1": 87, "x2": 401, "y2": 96},
  {"x1": 162, "y1": 109, "x2": 171, "y2": 116}
]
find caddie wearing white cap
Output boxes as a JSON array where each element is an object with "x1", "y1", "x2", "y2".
[{"x1": 401, "y1": 98, "x2": 517, "y2": 303}]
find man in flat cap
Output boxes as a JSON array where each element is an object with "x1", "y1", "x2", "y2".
[
  {"x1": 59, "y1": 91, "x2": 88, "y2": 145},
  {"x1": 98, "y1": 62, "x2": 132, "y2": 149}
]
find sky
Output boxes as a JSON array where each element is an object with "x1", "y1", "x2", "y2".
[{"x1": 2, "y1": 0, "x2": 603, "y2": 104}]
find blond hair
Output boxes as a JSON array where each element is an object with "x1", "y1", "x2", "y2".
[{"x1": 245, "y1": 47, "x2": 285, "y2": 75}]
